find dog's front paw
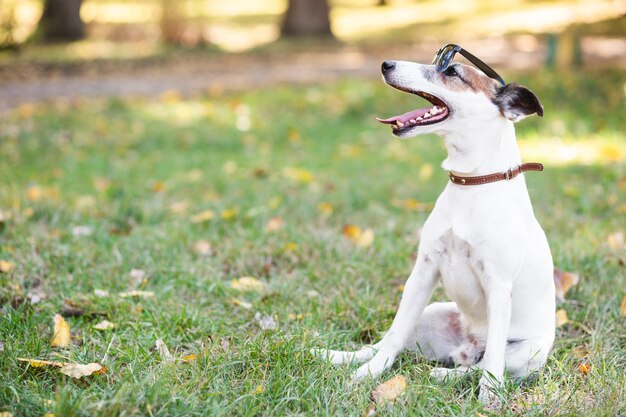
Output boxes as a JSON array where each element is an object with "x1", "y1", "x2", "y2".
[
  {"x1": 478, "y1": 376, "x2": 502, "y2": 409},
  {"x1": 351, "y1": 349, "x2": 397, "y2": 382}
]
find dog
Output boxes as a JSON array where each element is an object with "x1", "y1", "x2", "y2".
[{"x1": 312, "y1": 53, "x2": 555, "y2": 406}]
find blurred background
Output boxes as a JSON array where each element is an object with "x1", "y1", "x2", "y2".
[{"x1": 1, "y1": 0, "x2": 625, "y2": 109}]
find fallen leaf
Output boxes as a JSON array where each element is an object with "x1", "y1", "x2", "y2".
[
  {"x1": 317, "y1": 202, "x2": 333, "y2": 216},
  {"x1": 155, "y1": 338, "x2": 174, "y2": 363},
  {"x1": 93, "y1": 320, "x2": 115, "y2": 330},
  {"x1": 283, "y1": 242, "x2": 298, "y2": 252},
  {"x1": 265, "y1": 217, "x2": 284, "y2": 232},
  {"x1": 371, "y1": 375, "x2": 407, "y2": 404},
  {"x1": 119, "y1": 290, "x2": 155, "y2": 298},
  {"x1": 94, "y1": 289, "x2": 110, "y2": 297},
  {"x1": 182, "y1": 354, "x2": 198, "y2": 362},
  {"x1": 26, "y1": 185, "x2": 42, "y2": 201},
  {"x1": 282, "y1": 167, "x2": 314, "y2": 184},
  {"x1": 72, "y1": 225, "x2": 94, "y2": 237},
  {"x1": 231, "y1": 277, "x2": 266, "y2": 292},
  {"x1": 191, "y1": 210, "x2": 215, "y2": 223},
  {"x1": 288, "y1": 313, "x2": 303, "y2": 320},
  {"x1": 363, "y1": 404, "x2": 376, "y2": 417},
  {"x1": 51, "y1": 314, "x2": 71, "y2": 348},
  {"x1": 343, "y1": 225, "x2": 375, "y2": 248},
  {"x1": 607, "y1": 231, "x2": 624, "y2": 251},
  {"x1": 620, "y1": 296, "x2": 626, "y2": 317},
  {"x1": 254, "y1": 312, "x2": 277, "y2": 331},
  {"x1": 59, "y1": 363, "x2": 106, "y2": 379},
  {"x1": 553, "y1": 269, "x2": 580, "y2": 302},
  {"x1": 555, "y1": 309, "x2": 569, "y2": 327},
  {"x1": 221, "y1": 208, "x2": 238, "y2": 220},
  {"x1": 193, "y1": 240, "x2": 213, "y2": 256},
  {"x1": 577, "y1": 362, "x2": 591, "y2": 375},
  {"x1": 0, "y1": 260, "x2": 14, "y2": 273},
  {"x1": 17, "y1": 358, "x2": 64, "y2": 368},
  {"x1": 151, "y1": 181, "x2": 166, "y2": 193},
  {"x1": 231, "y1": 298, "x2": 252, "y2": 310}
]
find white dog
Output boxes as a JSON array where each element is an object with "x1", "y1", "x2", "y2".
[{"x1": 313, "y1": 52, "x2": 555, "y2": 406}]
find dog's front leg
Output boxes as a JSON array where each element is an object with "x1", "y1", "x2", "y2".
[
  {"x1": 352, "y1": 254, "x2": 438, "y2": 380},
  {"x1": 478, "y1": 280, "x2": 513, "y2": 407}
]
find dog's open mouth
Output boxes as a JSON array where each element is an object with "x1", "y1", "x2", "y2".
[{"x1": 377, "y1": 91, "x2": 449, "y2": 132}]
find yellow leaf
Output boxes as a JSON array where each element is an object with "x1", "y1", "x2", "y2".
[
  {"x1": 44, "y1": 414, "x2": 55, "y2": 417},
  {"x1": 51, "y1": 314, "x2": 71, "y2": 348},
  {"x1": 342, "y1": 224, "x2": 361, "y2": 239},
  {"x1": 620, "y1": 296, "x2": 626, "y2": 317},
  {"x1": 221, "y1": 208, "x2": 238, "y2": 220},
  {"x1": 151, "y1": 181, "x2": 166, "y2": 193},
  {"x1": 317, "y1": 202, "x2": 333, "y2": 216},
  {"x1": 288, "y1": 313, "x2": 303, "y2": 320},
  {"x1": 371, "y1": 375, "x2": 407, "y2": 404},
  {"x1": 93, "y1": 320, "x2": 115, "y2": 330},
  {"x1": 255, "y1": 384, "x2": 265, "y2": 394},
  {"x1": 607, "y1": 231, "x2": 624, "y2": 251},
  {"x1": 577, "y1": 362, "x2": 591, "y2": 376},
  {"x1": 553, "y1": 269, "x2": 579, "y2": 301},
  {"x1": 282, "y1": 167, "x2": 314, "y2": 184},
  {"x1": 265, "y1": 217, "x2": 284, "y2": 232},
  {"x1": 283, "y1": 242, "x2": 298, "y2": 252},
  {"x1": 59, "y1": 363, "x2": 106, "y2": 379},
  {"x1": 0, "y1": 260, "x2": 14, "y2": 273},
  {"x1": 26, "y1": 185, "x2": 42, "y2": 201},
  {"x1": 119, "y1": 290, "x2": 155, "y2": 298},
  {"x1": 231, "y1": 277, "x2": 266, "y2": 292},
  {"x1": 182, "y1": 354, "x2": 198, "y2": 362},
  {"x1": 419, "y1": 163, "x2": 434, "y2": 180},
  {"x1": 191, "y1": 210, "x2": 215, "y2": 223},
  {"x1": 17, "y1": 358, "x2": 64, "y2": 368},
  {"x1": 555, "y1": 309, "x2": 569, "y2": 327}
]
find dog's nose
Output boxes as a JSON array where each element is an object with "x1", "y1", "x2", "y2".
[{"x1": 381, "y1": 61, "x2": 395, "y2": 73}]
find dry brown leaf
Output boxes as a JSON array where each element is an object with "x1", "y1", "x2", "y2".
[
  {"x1": 0, "y1": 260, "x2": 14, "y2": 273},
  {"x1": 620, "y1": 296, "x2": 626, "y2": 317},
  {"x1": 193, "y1": 240, "x2": 213, "y2": 256},
  {"x1": 231, "y1": 277, "x2": 266, "y2": 292},
  {"x1": 155, "y1": 338, "x2": 174, "y2": 363},
  {"x1": 553, "y1": 269, "x2": 580, "y2": 302},
  {"x1": 371, "y1": 375, "x2": 406, "y2": 404},
  {"x1": 265, "y1": 217, "x2": 284, "y2": 233},
  {"x1": 59, "y1": 363, "x2": 106, "y2": 379},
  {"x1": 51, "y1": 314, "x2": 71, "y2": 348},
  {"x1": 577, "y1": 362, "x2": 591, "y2": 376},
  {"x1": 555, "y1": 309, "x2": 569, "y2": 327},
  {"x1": 93, "y1": 320, "x2": 115, "y2": 330},
  {"x1": 119, "y1": 290, "x2": 155, "y2": 298}
]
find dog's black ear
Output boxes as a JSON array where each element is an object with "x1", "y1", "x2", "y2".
[{"x1": 492, "y1": 83, "x2": 543, "y2": 122}]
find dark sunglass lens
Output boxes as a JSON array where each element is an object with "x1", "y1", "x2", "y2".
[{"x1": 436, "y1": 47, "x2": 456, "y2": 72}]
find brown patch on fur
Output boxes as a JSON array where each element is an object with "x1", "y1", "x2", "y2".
[
  {"x1": 438, "y1": 64, "x2": 499, "y2": 96},
  {"x1": 447, "y1": 311, "x2": 463, "y2": 336}
]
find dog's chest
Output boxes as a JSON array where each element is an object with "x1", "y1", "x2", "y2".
[{"x1": 433, "y1": 229, "x2": 486, "y2": 320}]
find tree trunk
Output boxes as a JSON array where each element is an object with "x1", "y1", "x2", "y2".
[
  {"x1": 281, "y1": 0, "x2": 333, "y2": 38},
  {"x1": 38, "y1": 0, "x2": 85, "y2": 42}
]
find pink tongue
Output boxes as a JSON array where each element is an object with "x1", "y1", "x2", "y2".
[{"x1": 376, "y1": 107, "x2": 431, "y2": 124}]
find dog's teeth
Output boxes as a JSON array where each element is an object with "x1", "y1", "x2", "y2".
[
  {"x1": 396, "y1": 121, "x2": 404, "y2": 127},
  {"x1": 409, "y1": 119, "x2": 416, "y2": 124},
  {"x1": 415, "y1": 117, "x2": 422, "y2": 121},
  {"x1": 423, "y1": 112, "x2": 431, "y2": 118}
]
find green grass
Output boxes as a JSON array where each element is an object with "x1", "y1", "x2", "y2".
[{"x1": 1, "y1": 69, "x2": 625, "y2": 416}]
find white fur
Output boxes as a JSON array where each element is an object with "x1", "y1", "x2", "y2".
[{"x1": 312, "y1": 61, "x2": 555, "y2": 407}]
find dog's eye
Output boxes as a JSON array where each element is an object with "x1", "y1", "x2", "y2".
[{"x1": 444, "y1": 66, "x2": 458, "y2": 77}]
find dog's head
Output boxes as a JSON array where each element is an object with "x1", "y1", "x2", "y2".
[{"x1": 377, "y1": 60, "x2": 543, "y2": 138}]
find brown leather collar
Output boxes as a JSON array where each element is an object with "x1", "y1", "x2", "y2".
[{"x1": 448, "y1": 163, "x2": 544, "y2": 186}]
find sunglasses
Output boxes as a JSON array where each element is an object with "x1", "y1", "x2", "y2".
[{"x1": 432, "y1": 44, "x2": 506, "y2": 86}]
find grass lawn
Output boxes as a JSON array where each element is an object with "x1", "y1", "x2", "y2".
[{"x1": 1, "y1": 69, "x2": 625, "y2": 416}]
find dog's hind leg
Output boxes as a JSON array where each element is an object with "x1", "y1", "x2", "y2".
[{"x1": 311, "y1": 340, "x2": 383, "y2": 365}]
